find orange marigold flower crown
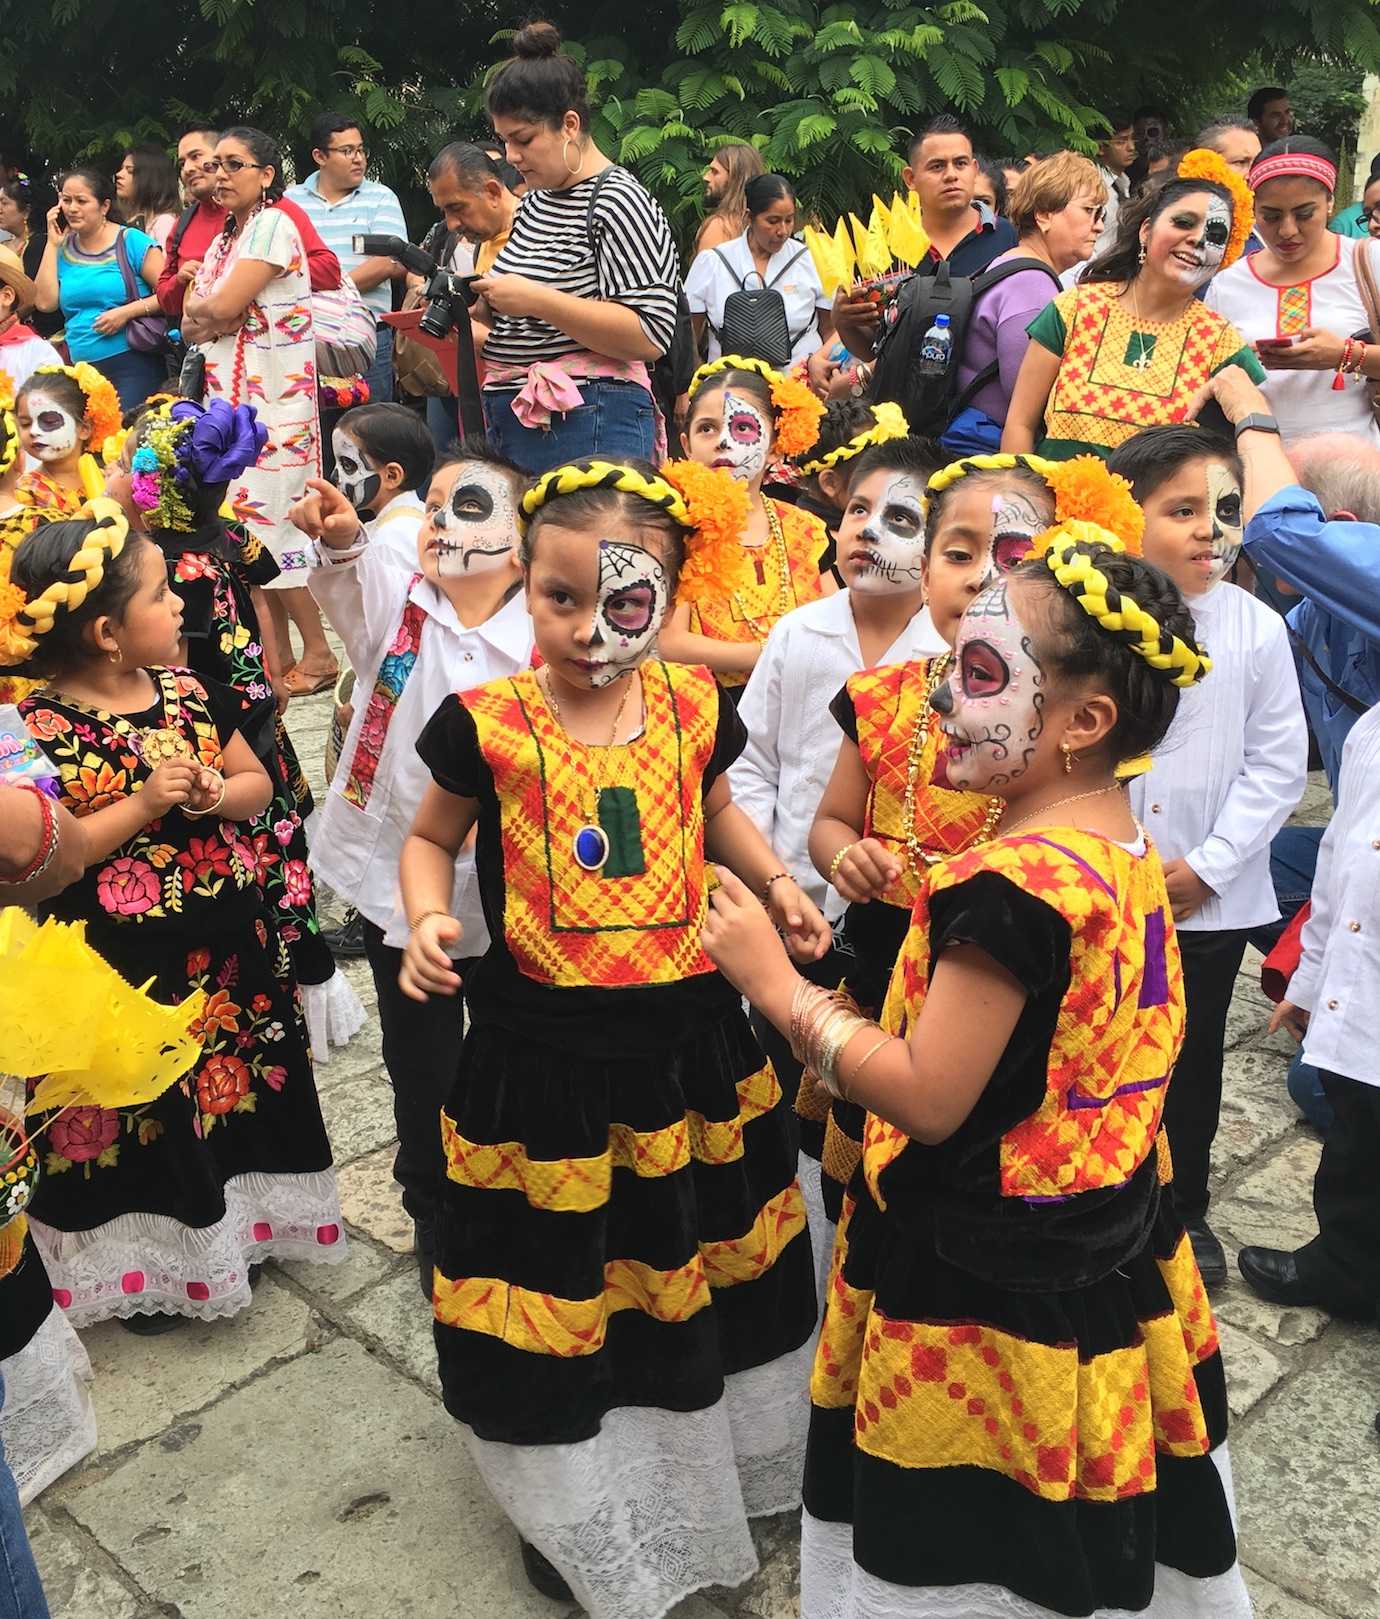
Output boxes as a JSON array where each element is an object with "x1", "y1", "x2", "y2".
[
  {"x1": 0, "y1": 366, "x2": 16, "y2": 478},
  {"x1": 30, "y1": 363, "x2": 123, "y2": 453},
  {"x1": 925, "y1": 452, "x2": 1144, "y2": 555},
  {"x1": 688, "y1": 355, "x2": 827, "y2": 460},
  {"x1": 1175, "y1": 148, "x2": 1254, "y2": 270}
]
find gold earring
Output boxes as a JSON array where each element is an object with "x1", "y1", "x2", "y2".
[
  {"x1": 108, "y1": 646, "x2": 123, "y2": 666},
  {"x1": 1137, "y1": 241, "x2": 1147, "y2": 266},
  {"x1": 561, "y1": 136, "x2": 582, "y2": 176},
  {"x1": 1061, "y1": 742, "x2": 1075, "y2": 774}
]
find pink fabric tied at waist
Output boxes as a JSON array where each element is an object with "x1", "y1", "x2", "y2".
[
  {"x1": 484, "y1": 351, "x2": 667, "y2": 459},
  {"x1": 505, "y1": 360, "x2": 587, "y2": 428}
]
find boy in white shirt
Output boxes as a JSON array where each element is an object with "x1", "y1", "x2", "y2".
[
  {"x1": 1108, "y1": 425, "x2": 1308, "y2": 1287},
  {"x1": 292, "y1": 442, "x2": 533, "y2": 1294}
]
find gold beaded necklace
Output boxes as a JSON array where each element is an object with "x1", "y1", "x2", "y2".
[
  {"x1": 898, "y1": 654, "x2": 1004, "y2": 873},
  {"x1": 731, "y1": 496, "x2": 792, "y2": 644}
]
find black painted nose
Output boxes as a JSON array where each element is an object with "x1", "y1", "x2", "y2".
[{"x1": 930, "y1": 679, "x2": 953, "y2": 716}]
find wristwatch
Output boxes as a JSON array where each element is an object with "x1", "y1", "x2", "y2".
[{"x1": 1234, "y1": 412, "x2": 1281, "y2": 440}]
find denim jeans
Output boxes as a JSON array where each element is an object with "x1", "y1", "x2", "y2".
[
  {"x1": 363, "y1": 322, "x2": 395, "y2": 405},
  {"x1": 91, "y1": 347, "x2": 166, "y2": 412},
  {"x1": 484, "y1": 379, "x2": 657, "y2": 475},
  {"x1": 0, "y1": 1375, "x2": 49, "y2": 1619}
]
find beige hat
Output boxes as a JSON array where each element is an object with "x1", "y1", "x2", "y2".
[{"x1": 0, "y1": 245, "x2": 38, "y2": 313}]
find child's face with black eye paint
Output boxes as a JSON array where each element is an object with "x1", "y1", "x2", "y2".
[{"x1": 421, "y1": 458, "x2": 519, "y2": 579}]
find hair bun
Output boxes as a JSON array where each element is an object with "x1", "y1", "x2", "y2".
[{"x1": 512, "y1": 20, "x2": 563, "y2": 58}]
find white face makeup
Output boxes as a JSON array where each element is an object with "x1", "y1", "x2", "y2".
[
  {"x1": 930, "y1": 580, "x2": 1046, "y2": 793},
  {"x1": 583, "y1": 540, "x2": 670, "y2": 688},
  {"x1": 852, "y1": 473, "x2": 927, "y2": 594},
  {"x1": 1203, "y1": 460, "x2": 1243, "y2": 590},
  {"x1": 331, "y1": 428, "x2": 382, "y2": 513},
  {"x1": 710, "y1": 389, "x2": 771, "y2": 484},
  {"x1": 23, "y1": 392, "x2": 79, "y2": 463},
  {"x1": 1165, "y1": 194, "x2": 1232, "y2": 286},
  {"x1": 429, "y1": 460, "x2": 517, "y2": 577},
  {"x1": 988, "y1": 490, "x2": 1044, "y2": 580}
]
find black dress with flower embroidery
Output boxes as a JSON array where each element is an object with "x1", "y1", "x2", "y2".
[
  {"x1": 18, "y1": 668, "x2": 343, "y2": 1326},
  {"x1": 155, "y1": 520, "x2": 333, "y2": 988}
]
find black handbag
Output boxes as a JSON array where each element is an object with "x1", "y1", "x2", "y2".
[
  {"x1": 177, "y1": 346, "x2": 207, "y2": 403},
  {"x1": 709, "y1": 245, "x2": 809, "y2": 367}
]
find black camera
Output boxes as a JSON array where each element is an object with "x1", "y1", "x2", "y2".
[{"x1": 352, "y1": 233, "x2": 480, "y2": 338}]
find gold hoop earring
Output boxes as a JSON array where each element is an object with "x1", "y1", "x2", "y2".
[
  {"x1": 562, "y1": 136, "x2": 582, "y2": 176},
  {"x1": 108, "y1": 646, "x2": 123, "y2": 667},
  {"x1": 1061, "y1": 742, "x2": 1075, "y2": 775}
]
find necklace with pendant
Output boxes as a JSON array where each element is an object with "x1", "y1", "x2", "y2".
[
  {"x1": 42, "y1": 669, "x2": 195, "y2": 767},
  {"x1": 732, "y1": 496, "x2": 792, "y2": 643},
  {"x1": 540, "y1": 668, "x2": 636, "y2": 873}
]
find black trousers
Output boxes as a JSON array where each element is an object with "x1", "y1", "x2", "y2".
[
  {"x1": 362, "y1": 919, "x2": 471, "y2": 1235},
  {"x1": 1161, "y1": 928, "x2": 1250, "y2": 1225},
  {"x1": 1296, "y1": 1070, "x2": 1380, "y2": 1318}
]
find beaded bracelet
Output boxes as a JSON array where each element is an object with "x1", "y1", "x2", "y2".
[
  {"x1": 4, "y1": 785, "x2": 59, "y2": 884},
  {"x1": 827, "y1": 843, "x2": 856, "y2": 883},
  {"x1": 761, "y1": 871, "x2": 792, "y2": 905},
  {"x1": 408, "y1": 908, "x2": 450, "y2": 934}
]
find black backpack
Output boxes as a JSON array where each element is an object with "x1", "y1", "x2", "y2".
[
  {"x1": 708, "y1": 243, "x2": 810, "y2": 368},
  {"x1": 585, "y1": 167, "x2": 698, "y2": 421},
  {"x1": 869, "y1": 257, "x2": 1061, "y2": 436}
]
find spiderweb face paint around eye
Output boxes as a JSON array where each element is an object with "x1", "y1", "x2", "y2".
[{"x1": 583, "y1": 539, "x2": 670, "y2": 688}]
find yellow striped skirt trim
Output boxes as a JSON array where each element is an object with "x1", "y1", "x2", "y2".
[
  {"x1": 442, "y1": 1062, "x2": 781, "y2": 1213},
  {"x1": 433, "y1": 1183, "x2": 807, "y2": 1356}
]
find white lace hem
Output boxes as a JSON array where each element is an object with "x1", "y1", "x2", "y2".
[
  {"x1": 463, "y1": 1335, "x2": 815, "y2": 1619},
  {"x1": 303, "y1": 970, "x2": 366, "y2": 1063},
  {"x1": 801, "y1": 1445, "x2": 1253, "y2": 1619},
  {"x1": 798, "y1": 1148, "x2": 834, "y2": 1329},
  {"x1": 0, "y1": 1306, "x2": 96, "y2": 1505},
  {"x1": 30, "y1": 1167, "x2": 346, "y2": 1327}
]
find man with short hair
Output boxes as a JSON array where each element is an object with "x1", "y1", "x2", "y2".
[
  {"x1": 284, "y1": 112, "x2": 408, "y2": 402},
  {"x1": 1196, "y1": 120, "x2": 1262, "y2": 177},
  {"x1": 1249, "y1": 87, "x2": 1295, "y2": 144},
  {"x1": 1092, "y1": 113, "x2": 1136, "y2": 256},
  {"x1": 900, "y1": 114, "x2": 1016, "y2": 273}
]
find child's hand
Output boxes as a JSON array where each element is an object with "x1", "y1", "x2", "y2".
[
  {"x1": 829, "y1": 837, "x2": 900, "y2": 904},
  {"x1": 290, "y1": 479, "x2": 362, "y2": 548},
  {"x1": 1161, "y1": 858, "x2": 1214, "y2": 922},
  {"x1": 399, "y1": 913, "x2": 465, "y2": 1001},
  {"x1": 186, "y1": 768, "x2": 225, "y2": 816},
  {"x1": 139, "y1": 759, "x2": 200, "y2": 818},
  {"x1": 1268, "y1": 999, "x2": 1309, "y2": 1043},
  {"x1": 701, "y1": 867, "x2": 794, "y2": 1001},
  {"x1": 764, "y1": 876, "x2": 833, "y2": 963}
]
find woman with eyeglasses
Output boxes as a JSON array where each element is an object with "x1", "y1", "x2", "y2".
[
  {"x1": 1207, "y1": 136, "x2": 1380, "y2": 446},
  {"x1": 32, "y1": 166, "x2": 167, "y2": 409}
]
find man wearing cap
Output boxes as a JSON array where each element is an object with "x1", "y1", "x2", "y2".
[{"x1": 0, "y1": 245, "x2": 61, "y2": 394}]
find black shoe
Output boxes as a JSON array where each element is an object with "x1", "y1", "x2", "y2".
[
  {"x1": 1186, "y1": 1221, "x2": 1227, "y2": 1290},
  {"x1": 323, "y1": 907, "x2": 367, "y2": 960},
  {"x1": 414, "y1": 1220, "x2": 434, "y2": 1303},
  {"x1": 248, "y1": 1262, "x2": 264, "y2": 1288},
  {"x1": 1237, "y1": 1245, "x2": 1373, "y2": 1318},
  {"x1": 120, "y1": 1312, "x2": 184, "y2": 1336},
  {"x1": 519, "y1": 1538, "x2": 573, "y2": 1603}
]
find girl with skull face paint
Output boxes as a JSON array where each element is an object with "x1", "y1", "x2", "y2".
[
  {"x1": 703, "y1": 524, "x2": 1256, "y2": 1619},
  {"x1": 660, "y1": 357, "x2": 832, "y2": 696},
  {"x1": 325, "y1": 403, "x2": 434, "y2": 570},
  {"x1": 14, "y1": 364, "x2": 120, "y2": 514},
  {"x1": 398, "y1": 456, "x2": 831, "y2": 1617}
]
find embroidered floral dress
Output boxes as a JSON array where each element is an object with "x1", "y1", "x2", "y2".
[
  {"x1": 195, "y1": 207, "x2": 318, "y2": 588},
  {"x1": 18, "y1": 668, "x2": 344, "y2": 1326}
]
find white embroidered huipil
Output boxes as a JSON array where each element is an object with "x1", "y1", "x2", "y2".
[
  {"x1": 308, "y1": 532, "x2": 532, "y2": 950},
  {"x1": 1129, "y1": 582, "x2": 1308, "y2": 931}
]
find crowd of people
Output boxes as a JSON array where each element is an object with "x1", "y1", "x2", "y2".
[{"x1": 1, "y1": 30, "x2": 1378, "y2": 1619}]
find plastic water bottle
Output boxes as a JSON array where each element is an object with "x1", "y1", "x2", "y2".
[{"x1": 918, "y1": 312, "x2": 952, "y2": 373}]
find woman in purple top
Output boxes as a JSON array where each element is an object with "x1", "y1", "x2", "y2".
[{"x1": 944, "y1": 152, "x2": 1107, "y2": 454}]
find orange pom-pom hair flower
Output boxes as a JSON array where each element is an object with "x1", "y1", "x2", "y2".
[
  {"x1": 660, "y1": 459, "x2": 753, "y2": 608},
  {"x1": 1176, "y1": 148, "x2": 1254, "y2": 270},
  {"x1": 687, "y1": 354, "x2": 827, "y2": 462},
  {"x1": 31, "y1": 363, "x2": 123, "y2": 453},
  {"x1": 1044, "y1": 456, "x2": 1144, "y2": 555}
]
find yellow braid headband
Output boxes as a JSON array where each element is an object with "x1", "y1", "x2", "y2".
[
  {"x1": 1040, "y1": 525, "x2": 1210, "y2": 688},
  {"x1": 687, "y1": 354, "x2": 826, "y2": 458},
  {"x1": 517, "y1": 460, "x2": 691, "y2": 537},
  {"x1": 925, "y1": 451, "x2": 1145, "y2": 553},
  {"x1": 0, "y1": 497, "x2": 131, "y2": 666},
  {"x1": 797, "y1": 401, "x2": 910, "y2": 475},
  {"x1": 924, "y1": 451, "x2": 1060, "y2": 513}
]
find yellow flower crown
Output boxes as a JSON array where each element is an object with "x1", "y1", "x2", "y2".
[
  {"x1": 797, "y1": 400, "x2": 910, "y2": 475},
  {"x1": 31, "y1": 363, "x2": 123, "y2": 454},
  {"x1": 688, "y1": 354, "x2": 827, "y2": 459},
  {"x1": 926, "y1": 452, "x2": 1145, "y2": 554},
  {"x1": 1176, "y1": 148, "x2": 1254, "y2": 270},
  {"x1": 0, "y1": 366, "x2": 16, "y2": 479},
  {"x1": 0, "y1": 497, "x2": 131, "y2": 667},
  {"x1": 1039, "y1": 524, "x2": 1210, "y2": 688}
]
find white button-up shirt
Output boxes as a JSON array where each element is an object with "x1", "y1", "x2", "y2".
[
  {"x1": 684, "y1": 232, "x2": 831, "y2": 365},
  {"x1": 1290, "y1": 700, "x2": 1380, "y2": 1087},
  {"x1": 1130, "y1": 582, "x2": 1307, "y2": 932},
  {"x1": 308, "y1": 537, "x2": 532, "y2": 951},
  {"x1": 366, "y1": 491, "x2": 426, "y2": 570},
  {"x1": 729, "y1": 590, "x2": 945, "y2": 920}
]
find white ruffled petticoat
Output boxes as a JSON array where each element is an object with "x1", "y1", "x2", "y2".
[
  {"x1": 798, "y1": 1147, "x2": 834, "y2": 1325},
  {"x1": 0, "y1": 1304, "x2": 96, "y2": 1504},
  {"x1": 31, "y1": 1167, "x2": 346, "y2": 1327},
  {"x1": 302, "y1": 969, "x2": 366, "y2": 1063},
  {"x1": 464, "y1": 1335, "x2": 816, "y2": 1619}
]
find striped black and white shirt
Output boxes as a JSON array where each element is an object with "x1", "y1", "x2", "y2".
[{"x1": 481, "y1": 167, "x2": 680, "y2": 371}]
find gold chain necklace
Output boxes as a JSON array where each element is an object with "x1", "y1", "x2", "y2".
[
  {"x1": 899, "y1": 655, "x2": 1003, "y2": 873},
  {"x1": 997, "y1": 784, "x2": 1124, "y2": 840},
  {"x1": 539, "y1": 668, "x2": 636, "y2": 872},
  {"x1": 41, "y1": 669, "x2": 194, "y2": 767},
  {"x1": 731, "y1": 496, "x2": 791, "y2": 643}
]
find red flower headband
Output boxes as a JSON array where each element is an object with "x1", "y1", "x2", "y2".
[{"x1": 1248, "y1": 153, "x2": 1338, "y2": 193}]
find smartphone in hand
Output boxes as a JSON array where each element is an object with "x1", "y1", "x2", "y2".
[{"x1": 1255, "y1": 336, "x2": 1295, "y2": 350}]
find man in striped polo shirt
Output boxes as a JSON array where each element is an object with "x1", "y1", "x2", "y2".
[{"x1": 285, "y1": 111, "x2": 409, "y2": 403}]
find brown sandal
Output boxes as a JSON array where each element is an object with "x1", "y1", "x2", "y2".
[{"x1": 280, "y1": 664, "x2": 340, "y2": 697}]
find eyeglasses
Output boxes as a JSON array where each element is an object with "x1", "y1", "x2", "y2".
[
  {"x1": 204, "y1": 157, "x2": 264, "y2": 175},
  {"x1": 1363, "y1": 208, "x2": 1379, "y2": 224},
  {"x1": 325, "y1": 144, "x2": 368, "y2": 159}
]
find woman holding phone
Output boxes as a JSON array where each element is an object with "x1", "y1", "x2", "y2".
[{"x1": 1207, "y1": 135, "x2": 1380, "y2": 444}]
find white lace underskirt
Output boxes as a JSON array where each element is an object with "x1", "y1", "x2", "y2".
[
  {"x1": 0, "y1": 1305, "x2": 96, "y2": 1505},
  {"x1": 798, "y1": 1148, "x2": 835, "y2": 1327},
  {"x1": 302, "y1": 969, "x2": 366, "y2": 1063},
  {"x1": 800, "y1": 1447, "x2": 1253, "y2": 1619},
  {"x1": 463, "y1": 1333, "x2": 816, "y2": 1619},
  {"x1": 30, "y1": 1167, "x2": 346, "y2": 1328}
]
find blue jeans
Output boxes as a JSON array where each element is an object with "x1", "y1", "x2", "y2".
[
  {"x1": 426, "y1": 394, "x2": 459, "y2": 455},
  {"x1": 91, "y1": 347, "x2": 166, "y2": 412},
  {"x1": 1249, "y1": 825, "x2": 1333, "y2": 1132},
  {"x1": 363, "y1": 323, "x2": 395, "y2": 405},
  {"x1": 484, "y1": 379, "x2": 657, "y2": 475},
  {"x1": 0, "y1": 1375, "x2": 49, "y2": 1619}
]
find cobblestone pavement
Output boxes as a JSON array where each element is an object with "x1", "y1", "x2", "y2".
[{"x1": 24, "y1": 689, "x2": 1379, "y2": 1619}]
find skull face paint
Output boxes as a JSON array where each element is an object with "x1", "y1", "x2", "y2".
[
  {"x1": 1203, "y1": 459, "x2": 1243, "y2": 590},
  {"x1": 929, "y1": 580, "x2": 1046, "y2": 792},
  {"x1": 21, "y1": 392, "x2": 80, "y2": 463},
  {"x1": 988, "y1": 489, "x2": 1045, "y2": 579},
  {"x1": 1166, "y1": 194, "x2": 1232, "y2": 287},
  {"x1": 711, "y1": 390, "x2": 771, "y2": 484},
  {"x1": 582, "y1": 540, "x2": 670, "y2": 688},
  {"x1": 429, "y1": 460, "x2": 517, "y2": 577},
  {"x1": 331, "y1": 428, "x2": 381, "y2": 513},
  {"x1": 851, "y1": 474, "x2": 927, "y2": 594}
]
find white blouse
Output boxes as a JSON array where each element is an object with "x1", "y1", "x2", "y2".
[
  {"x1": 685, "y1": 232, "x2": 830, "y2": 364},
  {"x1": 1205, "y1": 235, "x2": 1380, "y2": 445},
  {"x1": 1130, "y1": 583, "x2": 1308, "y2": 931},
  {"x1": 729, "y1": 591, "x2": 945, "y2": 919},
  {"x1": 1290, "y1": 700, "x2": 1380, "y2": 1087}
]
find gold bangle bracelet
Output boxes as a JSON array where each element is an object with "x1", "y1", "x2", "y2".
[
  {"x1": 827, "y1": 843, "x2": 856, "y2": 883},
  {"x1": 408, "y1": 908, "x2": 449, "y2": 934},
  {"x1": 841, "y1": 1032, "x2": 894, "y2": 1100}
]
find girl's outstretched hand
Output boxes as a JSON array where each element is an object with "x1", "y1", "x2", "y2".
[
  {"x1": 701, "y1": 867, "x2": 794, "y2": 1002},
  {"x1": 399, "y1": 913, "x2": 465, "y2": 1001},
  {"x1": 764, "y1": 875, "x2": 833, "y2": 962}
]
